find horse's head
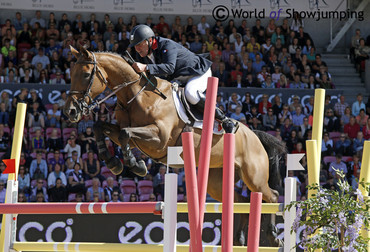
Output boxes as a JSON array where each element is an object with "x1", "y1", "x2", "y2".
[{"x1": 64, "y1": 46, "x2": 108, "y2": 122}]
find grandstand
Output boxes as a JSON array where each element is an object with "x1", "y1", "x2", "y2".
[{"x1": 0, "y1": 0, "x2": 369, "y2": 217}]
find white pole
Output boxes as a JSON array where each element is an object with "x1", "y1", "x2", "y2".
[
  {"x1": 2, "y1": 181, "x2": 18, "y2": 252},
  {"x1": 163, "y1": 173, "x2": 178, "y2": 252},
  {"x1": 284, "y1": 177, "x2": 296, "y2": 252}
]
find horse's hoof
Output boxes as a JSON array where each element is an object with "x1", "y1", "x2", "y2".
[
  {"x1": 107, "y1": 157, "x2": 124, "y2": 175},
  {"x1": 130, "y1": 160, "x2": 148, "y2": 177}
]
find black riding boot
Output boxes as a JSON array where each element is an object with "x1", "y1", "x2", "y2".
[
  {"x1": 122, "y1": 144, "x2": 148, "y2": 177},
  {"x1": 195, "y1": 93, "x2": 239, "y2": 134}
]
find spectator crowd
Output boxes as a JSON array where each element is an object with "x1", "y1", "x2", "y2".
[{"x1": 0, "y1": 11, "x2": 370, "y2": 204}]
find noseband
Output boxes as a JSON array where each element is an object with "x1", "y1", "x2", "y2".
[{"x1": 69, "y1": 52, "x2": 108, "y2": 115}]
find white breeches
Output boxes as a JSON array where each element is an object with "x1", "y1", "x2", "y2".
[{"x1": 184, "y1": 68, "x2": 212, "y2": 105}]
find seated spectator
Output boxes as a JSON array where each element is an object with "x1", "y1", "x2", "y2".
[
  {"x1": 363, "y1": 117, "x2": 370, "y2": 140},
  {"x1": 27, "y1": 103, "x2": 45, "y2": 131},
  {"x1": 1, "y1": 39, "x2": 16, "y2": 57},
  {"x1": 312, "y1": 54, "x2": 327, "y2": 74},
  {"x1": 262, "y1": 108, "x2": 277, "y2": 130},
  {"x1": 190, "y1": 35, "x2": 202, "y2": 53},
  {"x1": 286, "y1": 130, "x2": 300, "y2": 153},
  {"x1": 65, "y1": 150, "x2": 83, "y2": 175},
  {"x1": 231, "y1": 74, "x2": 244, "y2": 88},
  {"x1": 153, "y1": 165, "x2": 166, "y2": 200},
  {"x1": 356, "y1": 109, "x2": 368, "y2": 128},
  {"x1": 251, "y1": 54, "x2": 265, "y2": 75},
  {"x1": 292, "y1": 141, "x2": 305, "y2": 154},
  {"x1": 47, "y1": 129, "x2": 64, "y2": 153},
  {"x1": 323, "y1": 109, "x2": 341, "y2": 132},
  {"x1": 48, "y1": 150, "x2": 65, "y2": 172},
  {"x1": 78, "y1": 113, "x2": 94, "y2": 134},
  {"x1": 280, "y1": 118, "x2": 293, "y2": 141},
  {"x1": 319, "y1": 73, "x2": 334, "y2": 89},
  {"x1": 272, "y1": 95, "x2": 284, "y2": 118},
  {"x1": 111, "y1": 191, "x2": 122, "y2": 202},
  {"x1": 315, "y1": 65, "x2": 332, "y2": 84},
  {"x1": 230, "y1": 63, "x2": 242, "y2": 84},
  {"x1": 328, "y1": 154, "x2": 348, "y2": 178},
  {"x1": 149, "y1": 193, "x2": 157, "y2": 202},
  {"x1": 258, "y1": 94, "x2": 272, "y2": 115},
  {"x1": 31, "y1": 48, "x2": 50, "y2": 71},
  {"x1": 83, "y1": 151, "x2": 104, "y2": 182},
  {"x1": 227, "y1": 93, "x2": 242, "y2": 114},
  {"x1": 257, "y1": 66, "x2": 270, "y2": 84},
  {"x1": 246, "y1": 105, "x2": 262, "y2": 126},
  {"x1": 241, "y1": 92, "x2": 255, "y2": 114},
  {"x1": 347, "y1": 154, "x2": 361, "y2": 178},
  {"x1": 130, "y1": 192, "x2": 139, "y2": 202},
  {"x1": 86, "y1": 177, "x2": 105, "y2": 202},
  {"x1": 352, "y1": 93, "x2": 366, "y2": 117},
  {"x1": 343, "y1": 116, "x2": 361, "y2": 139},
  {"x1": 67, "y1": 163, "x2": 86, "y2": 195},
  {"x1": 321, "y1": 132, "x2": 334, "y2": 157},
  {"x1": 244, "y1": 73, "x2": 258, "y2": 87},
  {"x1": 352, "y1": 131, "x2": 365, "y2": 155},
  {"x1": 104, "y1": 176, "x2": 122, "y2": 202},
  {"x1": 354, "y1": 38, "x2": 370, "y2": 72},
  {"x1": 30, "y1": 151, "x2": 48, "y2": 180},
  {"x1": 48, "y1": 178, "x2": 68, "y2": 202},
  {"x1": 19, "y1": 68, "x2": 34, "y2": 83},
  {"x1": 31, "y1": 129, "x2": 45, "y2": 153},
  {"x1": 276, "y1": 74, "x2": 290, "y2": 88},
  {"x1": 279, "y1": 104, "x2": 292, "y2": 125},
  {"x1": 48, "y1": 163, "x2": 67, "y2": 188},
  {"x1": 0, "y1": 161, "x2": 8, "y2": 182},
  {"x1": 0, "y1": 180, "x2": 5, "y2": 203},
  {"x1": 0, "y1": 124, "x2": 10, "y2": 152},
  {"x1": 50, "y1": 71, "x2": 66, "y2": 84},
  {"x1": 261, "y1": 75, "x2": 275, "y2": 88},
  {"x1": 271, "y1": 65, "x2": 282, "y2": 83},
  {"x1": 334, "y1": 95, "x2": 349, "y2": 118},
  {"x1": 292, "y1": 106, "x2": 305, "y2": 131},
  {"x1": 18, "y1": 165, "x2": 30, "y2": 194},
  {"x1": 341, "y1": 107, "x2": 352, "y2": 127},
  {"x1": 81, "y1": 127, "x2": 97, "y2": 153},
  {"x1": 290, "y1": 74, "x2": 306, "y2": 89},
  {"x1": 18, "y1": 192, "x2": 27, "y2": 202},
  {"x1": 335, "y1": 134, "x2": 352, "y2": 156},
  {"x1": 30, "y1": 179, "x2": 48, "y2": 202},
  {"x1": 230, "y1": 105, "x2": 246, "y2": 122},
  {"x1": 64, "y1": 136, "x2": 81, "y2": 158}
]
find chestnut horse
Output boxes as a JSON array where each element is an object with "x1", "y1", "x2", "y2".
[{"x1": 64, "y1": 46, "x2": 285, "y2": 245}]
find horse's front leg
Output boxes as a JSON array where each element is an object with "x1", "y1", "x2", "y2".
[
  {"x1": 93, "y1": 120, "x2": 125, "y2": 175},
  {"x1": 118, "y1": 124, "x2": 162, "y2": 177}
]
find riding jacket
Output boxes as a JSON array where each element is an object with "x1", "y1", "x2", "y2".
[{"x1": 135, "y1": 37, "x2": 212, "y2": 82}]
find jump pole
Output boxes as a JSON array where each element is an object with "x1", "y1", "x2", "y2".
[
  {"x1": 197, "y1": 77, "x2": 218, "y2": 233},
  {"x1": 359, "y1": 141, "x2": 370, "y2": 247},
  {"x1": 247, "y1": 192, "x2": 262, "y2": 252},
  {"x1": 0, "y1": 102, "x2": 27, "y2": 252},
  {"x1": 181, "y1": 131, "x2": 202, "y2": 252},
  {"x1": 221, "y1": 133, "x2": 235, "y2": 252}
]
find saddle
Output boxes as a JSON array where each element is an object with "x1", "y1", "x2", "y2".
[{"x1": 171, "y1": 82, "x2": 224, "y2": 135}]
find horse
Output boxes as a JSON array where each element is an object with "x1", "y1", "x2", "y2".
[{"x1": 64, "y1": 46, "x2": 286, "y2": 245}]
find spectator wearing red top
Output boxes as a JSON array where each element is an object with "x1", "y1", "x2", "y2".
[
  {"x1": 155, "y1": 16, "x2": 170, "y2": 35},
  {"x1": 258, "y1": 94, "x2": 272, "y2": 115},
  {"x1": 363, "y1": 117, "x2": 370, "y2": 140},
  {"x1": 343, "y1": 116, "x2": 361, "y2": 139}
]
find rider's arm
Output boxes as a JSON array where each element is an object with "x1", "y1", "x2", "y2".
[{"x1": 146, "y1": 42, "x2": 178, "y2": 76}]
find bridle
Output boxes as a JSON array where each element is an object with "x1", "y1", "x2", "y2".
[{"x1": 69, "y1": 52, "x2": 141, "y2": 116}]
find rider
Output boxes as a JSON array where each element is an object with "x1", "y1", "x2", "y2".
[{"x1": 128, "y1": 24, "x2": 238, "y2": 133}]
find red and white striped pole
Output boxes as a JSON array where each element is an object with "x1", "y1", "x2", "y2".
[
  {"x1": 221, "y1": 133, "x2": 235, "y2": 252},
  {"x1": 181, "y1": 132, "x2": 202, "y2": 252},
  {"x1": 197, "y1": 77, "x2": 219, "y2": 232},
  {"x1": 247, "y1": 192, "x2": 263, "y2": 252}
]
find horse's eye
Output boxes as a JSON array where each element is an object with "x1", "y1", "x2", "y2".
[{"x1": 84, "y1": 73, "x2": 91, "y2": 79}]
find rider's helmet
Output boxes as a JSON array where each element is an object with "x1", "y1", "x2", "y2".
[{"x1": 129, "y1": 25, "x2": 155, "y2": 48}]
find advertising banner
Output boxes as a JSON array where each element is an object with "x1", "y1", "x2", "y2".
[
  {"x1": 0, "y1": 0, "x2": 348, "y2": 17},
  {"x1": 0, "y1": 83, "x2": 343, "y2": 108}
]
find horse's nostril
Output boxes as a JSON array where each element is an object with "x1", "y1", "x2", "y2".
[{"x1": 69, "y1": 108, "x2": 76, "y2": 117}]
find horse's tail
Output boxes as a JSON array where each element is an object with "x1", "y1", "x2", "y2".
[{"x1": 253, "y1": 130, "x2": 287, "y2": 191}]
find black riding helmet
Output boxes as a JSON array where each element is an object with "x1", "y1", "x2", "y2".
[{"x1": 129, "y1": 25, "x2": 155, "y2": 48}]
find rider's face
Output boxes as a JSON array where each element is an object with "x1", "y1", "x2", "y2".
[{"x1": 135, "y1": 39, "x2": 150, "y2": 57}]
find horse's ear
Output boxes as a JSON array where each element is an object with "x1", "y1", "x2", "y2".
[
  {"x1": 80, "y1": 45, "x2": 91, "y2": 59},
  {"x1": 70, "y1": 45, "x2": 80, "y2": 58}
]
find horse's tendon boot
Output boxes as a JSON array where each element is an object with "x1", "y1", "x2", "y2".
[{"x1": 122, "y1": 144, "x2": 148, "y2": 177}]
